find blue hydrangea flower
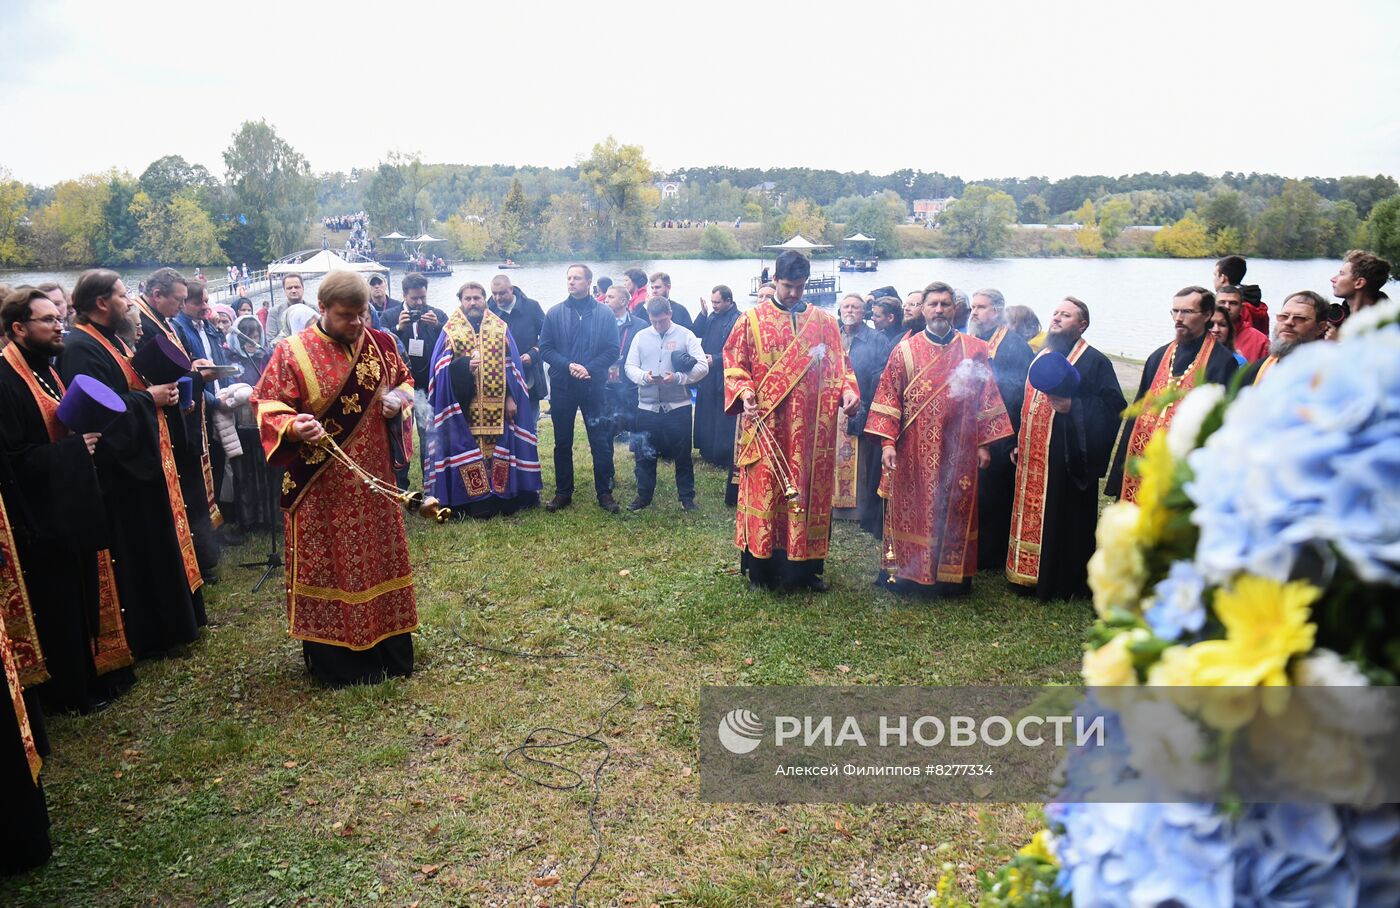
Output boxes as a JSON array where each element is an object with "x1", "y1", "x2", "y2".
[
  {"x1": 1145, "y1": 561, "x2": 1208, "y2": 641},
  {"x1": 1185, "y1": 325, "x2": 1400, "y2": 587}
]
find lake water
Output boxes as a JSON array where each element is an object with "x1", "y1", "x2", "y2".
[{"x1": 2, "y1": 257, "x2": 1339, "y2": 360}]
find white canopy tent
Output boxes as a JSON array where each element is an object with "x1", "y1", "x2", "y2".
[
  {"x1": 266, "y1": 249, "x2": 388, "y2": 275},
  {"x1": 761, "y1": 233, "x2": 833, "y2": 251},
  {"x1": 410, "y1": 233, "x2": 444, "y2": 243},
  {"x1": 379, "y1": 231, "x2": 409, "y2": 240},
  {"x1": 843, "y1": 232, "x2": 876, "y2": 243}
]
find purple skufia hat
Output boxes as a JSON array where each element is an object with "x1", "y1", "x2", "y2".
[
  {"x1": 1029, "y1": 351, "x2": 1081, "y2": 398},
  {"x1": 130, "y1": 335, "x2": 192, "y2": 385},
  {"x1": 57, "y1": 374, "x2": 128, "y2": 434}
]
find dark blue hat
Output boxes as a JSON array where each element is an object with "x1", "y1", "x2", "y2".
[
  {"x1": 57, "y1": 374, "x2": 128, "y2": 435},
  {"x1": 1029, "y1": 351, "x2": 1081, "y2": 398},
  {"x1": 130, "y1": 335, "x2": 192, "y2": 385}
]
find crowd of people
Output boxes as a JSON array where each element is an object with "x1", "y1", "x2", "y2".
[
  {"x1": 322, "y1": 212, "x2": 368, "y2": 232},
  {"x1": 0, "y1": 245, "x2": 1391, "y2": 874}
]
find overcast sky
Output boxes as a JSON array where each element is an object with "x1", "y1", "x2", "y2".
[{"x1": 4, "y1": 0, "x2": 1397, "y2": 186}]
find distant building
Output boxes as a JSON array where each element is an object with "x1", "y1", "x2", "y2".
[
  {"x1": 749, "y1": 181, "x2": 785, "y2": 207},
  {"x1": 653, "y1": 179, "x2": 682, "y2": 200},
  {"x1": 912, "y1": 198, "x2": 955, "y2": 223}
]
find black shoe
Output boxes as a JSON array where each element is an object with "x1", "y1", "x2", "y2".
[
  {"x1": 544, "y1": 495, "x2": 572, "y2": 512},
  {"x1": 597, "y1": 493, "x2": 620, "y2": 514},
  {"x1": 680, "y1": 499, "x2": 699, "y2": 512},
  {"x1": 220, "y1": 528, "x2": 247, "y2": 546},
  {"x1": 802, "y1": 578, "x2": 830, "y2": 593},
  {"x1": 627, "y1": 497, "x2": 651, "y2": 512}
]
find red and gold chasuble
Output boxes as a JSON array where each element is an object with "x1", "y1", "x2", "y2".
[
  {"x1": 832, "y1": 331, "x2": 859, "y2": 510},
  {"x1": 74, "y1": 324, "x2": 203, "y2": 595},
  {"x1": 0, "y1": 344, "x2": 132, "y2": 677},
  {"x1": 135, "y1": 297, "x2": 222, "y2": 529},
  {"x1": 866, "y1": 333, "x2": 1012, "y2": 585},
  {"x1": 1006, "y1": 339, "x2": 1088, "y2": 587},
  {"x1": 253, "y1": 326, "x2": 417, "y2": 651},
  {"x1": 1120, "y1": 334, "x2": 1215, "y2": 503},
  {"x1": 0, "y1": 487, "x2": 43, "y2": 690},
  {"x1": 723, "y1": 303, "x2": 857, "y2": 560},
  {"x1": 1, "y1": 603, "x2": 40, "y2": 784}
]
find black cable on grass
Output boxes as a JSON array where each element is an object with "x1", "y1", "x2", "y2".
[{"x1": 437, "y1": 590, "x2": 628, "y2": 908}]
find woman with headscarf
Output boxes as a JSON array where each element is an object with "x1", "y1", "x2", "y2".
[{"x1": 222, "y1": 316, "x2": 277, "y2": 532}]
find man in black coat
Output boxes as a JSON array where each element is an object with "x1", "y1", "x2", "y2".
[
  {"x1": 692, "y1": 284, "x2": 742, "y2": 471},
  {"x1": 969, "y1": 289, "x2": 1034, "y2": 571},
  {"x1": 538, "y1": 264, "x2": 622, "y2": 513},
  {"x1": 488, "y1": 274, "x2": 546, "y2": 402},
  {"x1": 601, "y1": 284, "x2": 649, "y2": 440}
]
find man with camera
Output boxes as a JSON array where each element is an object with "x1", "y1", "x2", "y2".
[
  {"x1": 1329, "y1": 249, "x2": 1392, "y2": 330},
  {"x1": 623, "y1": 297, "x2": 708, "y2": 512},
  {"x1": 385, "y1": 272, "x2": 449, "y2": 479},
  {"x1": 1240, "y1": 290, "x2": 1329, "y2": 385}
]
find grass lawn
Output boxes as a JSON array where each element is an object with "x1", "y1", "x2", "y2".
[{"x1": 2, "y1": 416, "x2": 1093, "y2": 907}]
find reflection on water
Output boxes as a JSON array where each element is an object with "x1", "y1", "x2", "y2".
[{"x1": 3, "y1": 257, "x2": 1338, "y2": 360}]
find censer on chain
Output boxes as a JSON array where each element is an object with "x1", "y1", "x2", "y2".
[
  {"x1": 748, "y1": 413, "x2": 805, "y2": 515},
  {"x1": 312, "y1": 435, "x2": 454, "y2": 523}
]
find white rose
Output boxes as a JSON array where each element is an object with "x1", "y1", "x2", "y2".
[
  {"x1": 1119, "y1": 699, "x2": 1215, "y2": 796},
  {"x1": 1165, "y1": 384, "x2": 1226, "y2": 459}
]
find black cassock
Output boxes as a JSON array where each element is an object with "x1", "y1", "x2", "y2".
[
  {"x1": 138, "y1": 310, "x2": 219, "y2": 573},
  {"x1": 692, "y1": 306, "x2": 741, "y2": 470},
  {"x1": 0, "y1": 348, "x2": 134, "y2": 713},
  {"x1": 1105, "y1": 332, "x2": 1239, "y2": 497},
  {"x1": 977, "y1": 328, "x2": 1033, "y2": 570},
  {"x1": 59, "y1": 323, "x2": 206, "y2": 659},
  {"x1": 1, "y1": 643, "x2": 50, "y2": 876},
  {"x1": 1020, "y1": 344, "x2": 1126, "y2": 601}
]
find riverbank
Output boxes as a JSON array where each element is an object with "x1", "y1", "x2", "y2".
[{"x1": 0, "y1": 425, "x2": 1088, "y2": 907}]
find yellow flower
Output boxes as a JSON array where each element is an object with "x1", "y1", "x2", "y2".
[
  {"x1": 1018, "y1": 829, "x2": 1056, "y2": 864},
  {"x1": 1133, "y1": 432, "x2": 1175, "y2": 546},
  {"x1": 1147, "y1": 645, "x2": 1197, "y2": 687},
  {"x1": 1088, "y1": 502, "x2": 1147, "y2": 617},
  {"x1": 1188, "y1": 576, "x2": 1319, "y2": 688},
  {"x1": 1083, "y1": 631, "x2": 1140, "y2": 687}
]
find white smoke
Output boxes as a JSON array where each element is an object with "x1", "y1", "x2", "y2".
[{"x1": 948, "y1": 357, "x2": 992, "y2": 401}]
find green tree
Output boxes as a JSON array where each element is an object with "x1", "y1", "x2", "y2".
[
  {"x1": 138, "y1": 155, "x2": 217, "y2": 206},
  {"x1": 491, "y1": 177, "x2": 529, "y2": 259},
  {"x1": 699, "y1": 224, "x2": 743, "y2": 258},
  {"x1": 363, "y1": 161, "x2": 411, "y2": 233},
  {"x1": 538, "y1": 192, "x2": 592, "y2": 257},
  {"x1": 940, "y1": 186, "x2": 1016, "y2": 258},
  {"x1": 1019, "y1": 193, "x2": 1048, "y2": 225},
  {"x1": 1154, "y1": 212, "x2": 1211, "y2": 257},
  {"x1": 222, "y1": 120, "x2": 316, "y2": 260},
  {"x1": 1362, "y1": 195, "x2": 1400, "y2": 264},
  {"x1": 164, "y1": 195, "x2": 225, "y2": 264},
  {"x1": 1250, "y1": 180, "x2": 1328, "y2": 258},
  {"x1": 579, "y1": 137, "x2": 654, "y2": 255},
  {"x1": 99, "y1": 172, "x2": 141, "y2": 264},
  {"x1": 1210, "y1": 225, "x2": 1245, "y2": 256},
  {"x1": 1200, "y1": 189, "x2": 1250, "y2": 238},
  {"x1": 1098, "y1": 197, "x2": 1134, "y2": 246},
  {"x1": 442, "y1": 214, "x2": 491, "y2": 261},
  {"x1": 1322, "y1": 200, "x2": 1361, "y2": 257},
  {"x1": 1338, "y1": 174, "x2": 1399, "y2": 219},
  {"x1": 0, "y1": 168, "x2": 29, "y2": 266},
  {"x1": 841, "y1": 196, "x2": 903, "y2": 256}
]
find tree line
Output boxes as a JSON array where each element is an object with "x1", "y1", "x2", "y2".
[{"x1": 2, "y1": 122, "x2": 1396, "y2": 268}]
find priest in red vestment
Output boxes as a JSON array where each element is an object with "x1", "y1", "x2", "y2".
[
  {"x1": 723, "y1": 251, "x2": 859, "y2": 592},
  {"x1": 252, "y1": 272, "x2": 418, "y2": 687},
  {"x1": 866, "y1": 283, "x2": 1013, "y2": 596}
]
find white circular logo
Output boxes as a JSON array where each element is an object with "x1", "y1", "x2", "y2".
[{"x1": 717, "y1": 708, "x2": 764, "y2": 754}]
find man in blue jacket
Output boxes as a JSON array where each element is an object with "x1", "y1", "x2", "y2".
[
  {"x1": 538, "y1": 264, "x2": 621, "y2": 513},
  {"x1": 172, "y1": 279, "x2": 238, "y2": 552}
]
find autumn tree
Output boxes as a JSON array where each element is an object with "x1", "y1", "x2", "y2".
[
  {"x1": 1153, "y1": 212, "x2": 1211, "y2": 257},
  {"x1": 1098, "y1": 197, "x2": 1134, "y2": 246},
  {"x1": 539, "y1": 192, "x2": 592, "y2": 257},
  {"x1": 0, "y1": 168, "x2": 29, "y2": 266},
  {"x1": 579, "y1": 137, "x2": 654, "y2": 256},
  {"x1": 940, "y1": 186, "x2": 1016, "y2": 258},
  {"x1": 222, "y1": 120, "x2": 316, "y2": 260},
  {"x1": 1073, "y1": 200, "x2": 1103, "y2": 254}
]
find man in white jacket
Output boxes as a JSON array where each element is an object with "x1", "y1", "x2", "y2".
[{"x1": 623, "y1": 297, "x2": 708, "y2": 511}]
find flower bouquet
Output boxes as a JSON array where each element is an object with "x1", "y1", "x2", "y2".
[{"x1": 949, "y1": 304, "x2": 1400, "y2": 907}]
